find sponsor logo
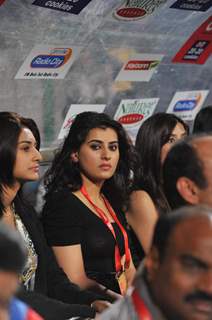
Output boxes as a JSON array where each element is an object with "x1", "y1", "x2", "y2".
[
  {"x1": 183, "y1": 40, "x2": 209, "y2": 61},
  {"x1": 173, "y1": 94, "x2": 201, "y2": 111},
  {"x1": 205, "y1": 21, "x2": 212, "y2": 34},
  {"x1": 171, "y1": 0, "x2": 212, "y2": 12},
  {"x1": 114, "y1": 0, "x2": 167, "y2": 21},
  {"x1": 63, "y1": 117, "x2": 74, "y2": 129},
  {"x1": 31, "y1": 48, "x2": 72, "y2": 68},
  {"x1": 124, "y1": 60, "x2": 159, "y2": 70},
  {"x1": 118, "y1": 113, "x2": 144, "y2": 124},
  {"x1": 116, "y1": 100, "x2": 157, "y2": 126},
  {"x1": 32, "y1": 0, "x2": 92, "y2": 14}
]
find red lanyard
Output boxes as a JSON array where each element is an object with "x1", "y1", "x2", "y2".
[
  {"x1": 80, "y1": 185, "x2": 130, "y2": 273},
  {"x1": 131, "y1": 289, "x2": 152, "y2": 320}
]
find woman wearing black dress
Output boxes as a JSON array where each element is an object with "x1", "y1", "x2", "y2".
[{"x1": 42, "y1": 112, "x2": 136, "y2": 295}]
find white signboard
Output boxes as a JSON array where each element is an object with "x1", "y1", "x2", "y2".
[
  {"x1": 58, "y1": 104, "x2": 106, "y2": 140},
  {"x1": 15, "y1": 45, "x2": 80, "y2": 79},
  {"x1": 115, "y1": 54, "x2": 164, "y2": 82},
  {"x1": 114, "y1": 98, "x2": 159, "y2": 143},
  {"x1": 167, "y1": 90, "x2": 209, "y2": 121}
]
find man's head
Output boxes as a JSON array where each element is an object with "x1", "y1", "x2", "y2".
[
  {"x1": 193, "y1": 106, "x2": 212, "y2": 134},
  {"x1": 144, "y1": 205, "x2": 212, "y2": 320},
  {"x1": 163, "y1": 134, "x2": 212, "y2": 209},
  {"x1": 0, "y1": 222, "x2": 26, "y2": 307}
]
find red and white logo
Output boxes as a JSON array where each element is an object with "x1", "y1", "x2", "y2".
[
  {"x1": 113, "y1": 0, "x2": 167, "y2": 21},
  {"x1": 118, "y1": 113, "x2": 144, "y2": 125},
  {"x1": 124, "y1": 60, "x2": 159, "y2": 71}
]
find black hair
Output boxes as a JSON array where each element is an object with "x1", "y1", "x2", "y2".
[
  {"x1": 132, "y1": 112, "x2": 189, "y2": 214},
  {"x1": 0, "y1": 112, "x2": 40, "y2": 216},
  {"x1": 44, "y1": 112, "x2": 136, "y2": 209},
  {"x1": 20, "y1": 117, "x2": 41, "y2": 150},
  {"x1": 163, "y1": 135, "x2": 208, "y2": 210},
  {"x1": 193, "y1": 106, "x2": 212, "y2": 134},
  {"x1": 152, "y1": 205, "x2": 212, "y2": 260},
  {"x1": 0, "y1": 222, "x2": 27, "y2": 274}
]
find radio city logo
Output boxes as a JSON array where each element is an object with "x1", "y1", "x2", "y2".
[
  {"x1": 31, "y1": 48, "x2": 72, "y2": 69},
  {"x1": 173, "y1": 94, "x2": 201, "y2": 112},
  {"x1": 124, "y1": 60, "x2": 159, "y2": 71},
  {"x1": 114, "y1": 0, "x2": 167, "y2": 21}
]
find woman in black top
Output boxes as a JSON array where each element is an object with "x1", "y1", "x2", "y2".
[
  {"x1": 0, "y1": 112, "x2": 108, "y2": 320},
  {"x1": 42, "y1": 112, "x2": 136, "y2": 295}
]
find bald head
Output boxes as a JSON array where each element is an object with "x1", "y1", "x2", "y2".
[
  {"x1": 151, "y1": 205, "x2": 212, "y2": 258},
  {"x1": 145, "y1": 205, "x2": 212, "y2": 320}
]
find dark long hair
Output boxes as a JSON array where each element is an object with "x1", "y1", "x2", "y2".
[
  {"x1": 0, "y1": 112, "x2": 40, "y2": 217},
  {"x1": 132, "y1": 112, "x2": 189, "y2": 214},
  {"x1": 44, "y1": 112, "x2": 136, "y2": 209}
]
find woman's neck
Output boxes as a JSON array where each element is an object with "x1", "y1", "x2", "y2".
[{"x1": 81, "y1": 174, "x2": 104, "y2": 202}]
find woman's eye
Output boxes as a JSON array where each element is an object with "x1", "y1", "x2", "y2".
[
  {"x1": 22, "y1": 146, "x2": 30, "y2": 152},
  {"x1": 90, "y1": 144, "x2": 100, "y2": 150},
  {"x1": 168, "y1": 137, "x2": 176, "y2": 144},
  {"x1": 109, "y1": 145, "x2": 118, "y2": 151}
]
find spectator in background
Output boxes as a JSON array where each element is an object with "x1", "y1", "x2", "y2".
[
  {"x1": 99, "y1": 205, "x2": 212, "y2": 320},
  {"x1": 193, "y1": 106, "x2": 212, "y2": 134},
  {"x1": 126, "y1": 113, "x2": 189, "y2": 264},
  {"x1": 0, "y1": 222, "x2": 43, "y2": 320},
  {"x1": 163, "y1": 134, "x2": 212, "y2": 210},
  {"x1": 0, "y1": 111, "x2": 110, "y2": 320},
  {"x1": 42, "y1": 112, "x2": 136, "y2": 296}
]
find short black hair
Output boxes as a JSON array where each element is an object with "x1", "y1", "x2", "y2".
[
  {"x1": 152, "y1": 205, "x2": 212, "y2": 259},
  {"x1": 193, "y1": 106, "x2": 212, "y2": 134},
  {"x1": 163, "y1": 135, "x2": 207, "y2": 210},
  {"x1": 0, "y1": 222, "x2": 27, "y2": 274}
]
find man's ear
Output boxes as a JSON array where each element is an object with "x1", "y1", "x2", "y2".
[
  {"x1": 70, "y1": 151, "x2": 79, "y2": 163},
  {"x1": 145, "y1": 247, "x2": 160, "y2": 282},
  {"x1": 176, "y1": 177, "x2": 199, "y2": 204}
]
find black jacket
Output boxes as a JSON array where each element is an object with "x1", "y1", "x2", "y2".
[{"x1": 14, "y1": 195, "x2": 102, "y2": 319}]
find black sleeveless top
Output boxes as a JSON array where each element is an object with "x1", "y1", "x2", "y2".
[{"x1": 42, "y1": 189, "x2": 128, "y2": 293}]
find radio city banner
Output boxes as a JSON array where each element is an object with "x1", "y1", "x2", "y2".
[
  {"x1": 15, "y1": 45, "x2": 80, "y2": 79},
  {"x1": 115, "y1": 54, "x2": 164, "y2": 82},
  {"x1": 58, "y1": 104, "x2": 106, "y2": 140},
  {"x1": 166, "y1": 90, "x2": 209, "y2": 121},
  {"x1": 170, "y1": 0, "x2": 212, "y2": 11},
  {"x1": 114, "y1": 98, "x2": 159, "y2": 143},
  {"x1": 173, "y1": 16, "x2": 212, "y2": 64}
]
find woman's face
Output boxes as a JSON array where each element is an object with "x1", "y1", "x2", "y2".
[
  {"x1": 13, "y1": 127, "x2": 42, "y2": 183},
  {"x1": 72, "y1": 127, "x2": 120, "y2": 184},
  {"x1": 160, "y1": 122, "x2": 187, "y2": 164}
]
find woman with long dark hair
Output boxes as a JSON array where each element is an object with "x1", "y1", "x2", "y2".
[
  {"x1": 127, "y1": 113, "x2": 189, "y2": 260},
  {"x1": 0, "y1": 111, "x2": 110, "y2": 320},
  {"x1": 42, "y1": 111, "x2": 136, "y2": 295}
]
